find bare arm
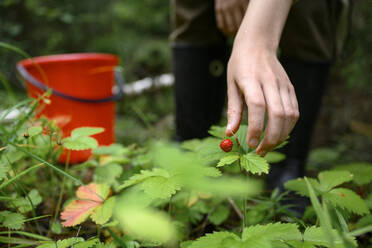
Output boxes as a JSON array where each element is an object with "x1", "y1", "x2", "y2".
[{"x1": 225, "y1": 0, "x2": 299, "y2": 156}]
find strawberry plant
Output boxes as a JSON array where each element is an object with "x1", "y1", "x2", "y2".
[{"x1": 0, "y1": 43, "x2": 372, "y2": 247}]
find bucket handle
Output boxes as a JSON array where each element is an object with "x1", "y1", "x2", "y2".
[{"x1": 16, "y1": 63, "x2": 124, "y2": 103}]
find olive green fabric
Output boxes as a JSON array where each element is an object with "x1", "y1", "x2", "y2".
[
  {"x1": 170, "y1": 0, "x2": 225, "y2": 46},
  {"x1": 170, "y1": 0, "x2": 350, "y2": 62}
]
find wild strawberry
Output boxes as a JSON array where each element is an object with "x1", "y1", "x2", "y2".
[{"x1": 220, "y1": 139, "x2": 233, "y2": 152}]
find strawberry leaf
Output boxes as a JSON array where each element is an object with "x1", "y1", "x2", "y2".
[
  {"x1": 217, "y1": 154, "x2": 239, "y2": 167},
  {"x1": 325, "y1": 188, "x2": 370, "y2": 215},
  {"x1": 0, "y1": 211, "x2": 25, "y2": 230},
  {"x1": 241, "y1": 153, "x2": 269, "y2": 175},
  {"x1": 71, "y1": 127, "x2": 105, "y2": 138},
  {"x1": 63, "y1": 136, "x2": 99, "y2": 151},
  {"x1": 91, "y1": 197, "x2": 116, "y2": 225},
  {"x1": 318, "y1": 170, "x2": 353, "y2": 191},
  {"x1": 61, "y1": 183, "x2": 110, "y2": 227}
]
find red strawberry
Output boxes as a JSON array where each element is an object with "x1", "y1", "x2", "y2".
[{"x1": 220, "y1": 139, "x2": 233, "y2": 152}]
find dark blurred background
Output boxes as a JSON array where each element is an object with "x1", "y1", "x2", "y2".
[{"x1": 0, "y1": 0, "x2": 371, "y2": 167}]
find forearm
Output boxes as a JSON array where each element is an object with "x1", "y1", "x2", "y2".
[{"x1": 234, "y1": 0, "x2": 293, "y2": 53}]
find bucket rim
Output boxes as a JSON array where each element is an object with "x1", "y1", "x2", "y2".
[{"x1": 17, "y1": 53, "x2": 119, "y2": 67}]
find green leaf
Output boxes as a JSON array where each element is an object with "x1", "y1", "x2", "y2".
[
  {"x1": 217, "y1": 154, "x2": 239, "y2": 167},
  {"x1": 234, "y1": 125, "x2": 250, "y2": 153},
  {"x1": 264, "y1": 152, "x2": 286, "y2": 163},
  {"x1": 93, "y1": 144, "x2": 130, "y2": 156},
  {"x1": 242, "y1": 223, "x2": 302, "y2": 242},
  {"x1": 50, "y1": 221, "x2": 62, "y2": 234},
  {"x1": 181, "y1": 139, "x2": 204, "y2": 152},
  {"x1": 188, "y1": 231, "x2": 240, "y2": 248},
  {"x1": 116, "y1": 207, "x2": 176, "y2": 244},
  {"x1": 196, "y1": 138, "x2": 226, "y2": 163},
  {"x1": 11, "y1": 189, "x2": 42, "y2": 213},
  {"x1": 333, "y1": 163, "x2": 372, "y2": 186},
  {"x1": 325, "y1": 188, "x2": 369, "y2": 215},
  {"x1": 208, "y1": 126, "x2": 226, "y2": 138},
  {"x1": 284, "y1": 178, "x2": 322, "y2": 197},
  {"x1": 118, "y1": 168, "x2": 170, "y2": 190},
  {"x1": 209, "y1": 205, "x2": 230, "y2": 225},
  {"x1": 0, "y1": 163, "x2": 8, "y2": 182},
  {"x1": 91, "y1": 197, "x2": 115, "y2": 225},
  {"x1": 63, "y1": 136, "x2": 98, "y2": 150},
  {"x1": 0, "y1": 211, "x2": 25, "y2": 230},
  {"x1": 74, "y1": 238, "x2": 100, "y2": 248},
  {"x1": 27, "y1": 126, "x2": 42, "y2": 137},
  {"x1": 94, "y1": 163, "x2": 123, "y2": 185},
  {"x1": 305, "y1": 178, "x2": 335, "y2": 247},
  {"x1": 356, "y1": 215, "x2": 372, "y2": 228},
  {"x1": 37, "y1": 237, "x2": 85, "y2": 248},
  {"x1": 303, "y1": 226, "x2": 356, "y2": 248},
  {"x1": 140, "y1": 176, "x2": 182, "y2": 199},
  {"x1": 71, "y1": 127, "x2": 105, "y2": 138},
  {"x1": 241, "y1": 153, "x2": 269, "y2": 175},
  {"x1": 318, "y1": 170, "x2": 353, "y2": 191}
]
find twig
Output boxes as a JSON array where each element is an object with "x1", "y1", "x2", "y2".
[{"x1": 227, "y1": 197, "x2": 243, "y2": 220}]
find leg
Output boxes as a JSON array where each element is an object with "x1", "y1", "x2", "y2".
[
  {"x1": 171, "y1": 0, "x2": 228, "y2": 141},
  {"x1": 267, "y1": 0, "x2": 349, "y2": 190}
]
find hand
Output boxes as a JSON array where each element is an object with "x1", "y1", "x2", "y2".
[
  {"x1": 215, "y1": 0, "x2": 249, "y2": 36},
  {"x1": 225, "y1": 44, "x2": 299, "y2": 157}
]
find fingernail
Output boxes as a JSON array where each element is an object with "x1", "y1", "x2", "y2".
[
  {"x1": 248, "y1": 138, "x2": 258, "y2": 148},
  {"x1": 257, "y1": 150, "x2": 266, "y2": 157}
]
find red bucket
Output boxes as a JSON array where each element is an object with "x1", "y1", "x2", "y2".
[{"x1": 17, "y1": 53, "x2": 123, "y2": 164}]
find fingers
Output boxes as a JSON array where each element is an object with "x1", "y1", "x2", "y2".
[
  {"x1": 243, "y1": 80, "x2": 266, "y2": 149},
  {"x1": 215, "y1": 1, "x2": 242, "y2": 35},
  {"x1": 226, "y1": 78, "x2": 244, "y2": 137},
  {"x1": 256, "y1": 80, "x2": 285, "y2": 156}
]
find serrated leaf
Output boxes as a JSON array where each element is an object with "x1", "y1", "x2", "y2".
[
  {"x1": 241, "y1": 153, "x2": 269, "y2": 175},
  {"x1": 318, "y1": 170, "x2": 353, "y2": 191},
  {"x1": 188, "y1": 231, "x2": 240, "y2": 248},
  {"x1": 71, "y1": 127, "x2": 105, "y2": 138},
  {"x1": 91, "y1": 197, "x2": 115, "y2": 225},
  {"x1": 264, "y1": 152, "x2": 286, "y2": 163},
  {"x1": 196, "y1": 138, "x2": 226, "y2": 163},
  {"x1": 200, "y1": 167, "x2": 222, "y2": 177},
  {"x1": 333, "y1": 163, "x2": 372, "y2": 186},
  {"x1": 63, "y1": 136, "x2": 99, "y2": 150},
  {"x1": 74, "y1": 238, "x2": 100, "y2": 248},
  {"x1": 325, "y1": 188, "x2": 369, "y2": 215},
  {"x1": 11, "y1": 189, "x2": 42, "y2": 213},
  {"x1": 284, "y1": 178, "x2": 322, "y2": 197},
  {"x1": 141, "y1": 176, "x2": 182, "y2": 199},
  {"x1": 303, "y1": 226, "x2": 356, "y2": 247},
  {"x1": 93, "y1": 144, "x2": 129, "y2": 156},
  {"x1": 37, "y1": 237, "x2": 85, "y2": 248},
  {"x1": 116, "y1": 207, "x2": 176, "y2": 244},
  {"x1": 61, "y1": 183, "x2": 110, "y2": 227},
  {"x1": 0, "y1": 211, "x2": 25, "y2": 230},
  {"x1": 94, "y1": 163, "x2": 123, "y2": 185},
  {"x1": 181, "y1": 139, "x2": 204, "y2": 152},
  {"x1": 208, "y1": 125, "x2": 226, "y2": 138},
  {"x1": 225, "y1": 124, "x2": 246, "y2": 150},
  {"x1": 242, "y1": 223, "x2": 302, "y2": 242},
  {"x1": 28, "y1": 126, "x2": 42, "y2": 137},
  {"x1": 118, "y1": 168, "x2": 170, "y2": 190},
  {"x1": 0, "y1": 163, "x2": 8, "y2": 181},
  {"x1": 217, "y1": 154, "x2": 239, "y2": 167},
  {"x1": 209, "y1": 205, "x2": 230, "y2": 225}
]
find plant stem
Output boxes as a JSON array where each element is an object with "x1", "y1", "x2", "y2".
[
  {"x1": 52, "y1": 150, "x2": 71, "y2": 231},
  {"x1": 238, "y1": 156, "x2": 247, "y2": 229}
]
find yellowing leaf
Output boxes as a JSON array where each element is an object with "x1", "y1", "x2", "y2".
[
  {"x1": 60, "y1": 200, "x2": 100, "y2": 227},
  {"x1": 61, "y1": 183, "x2": 111, "y2": 227}
]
